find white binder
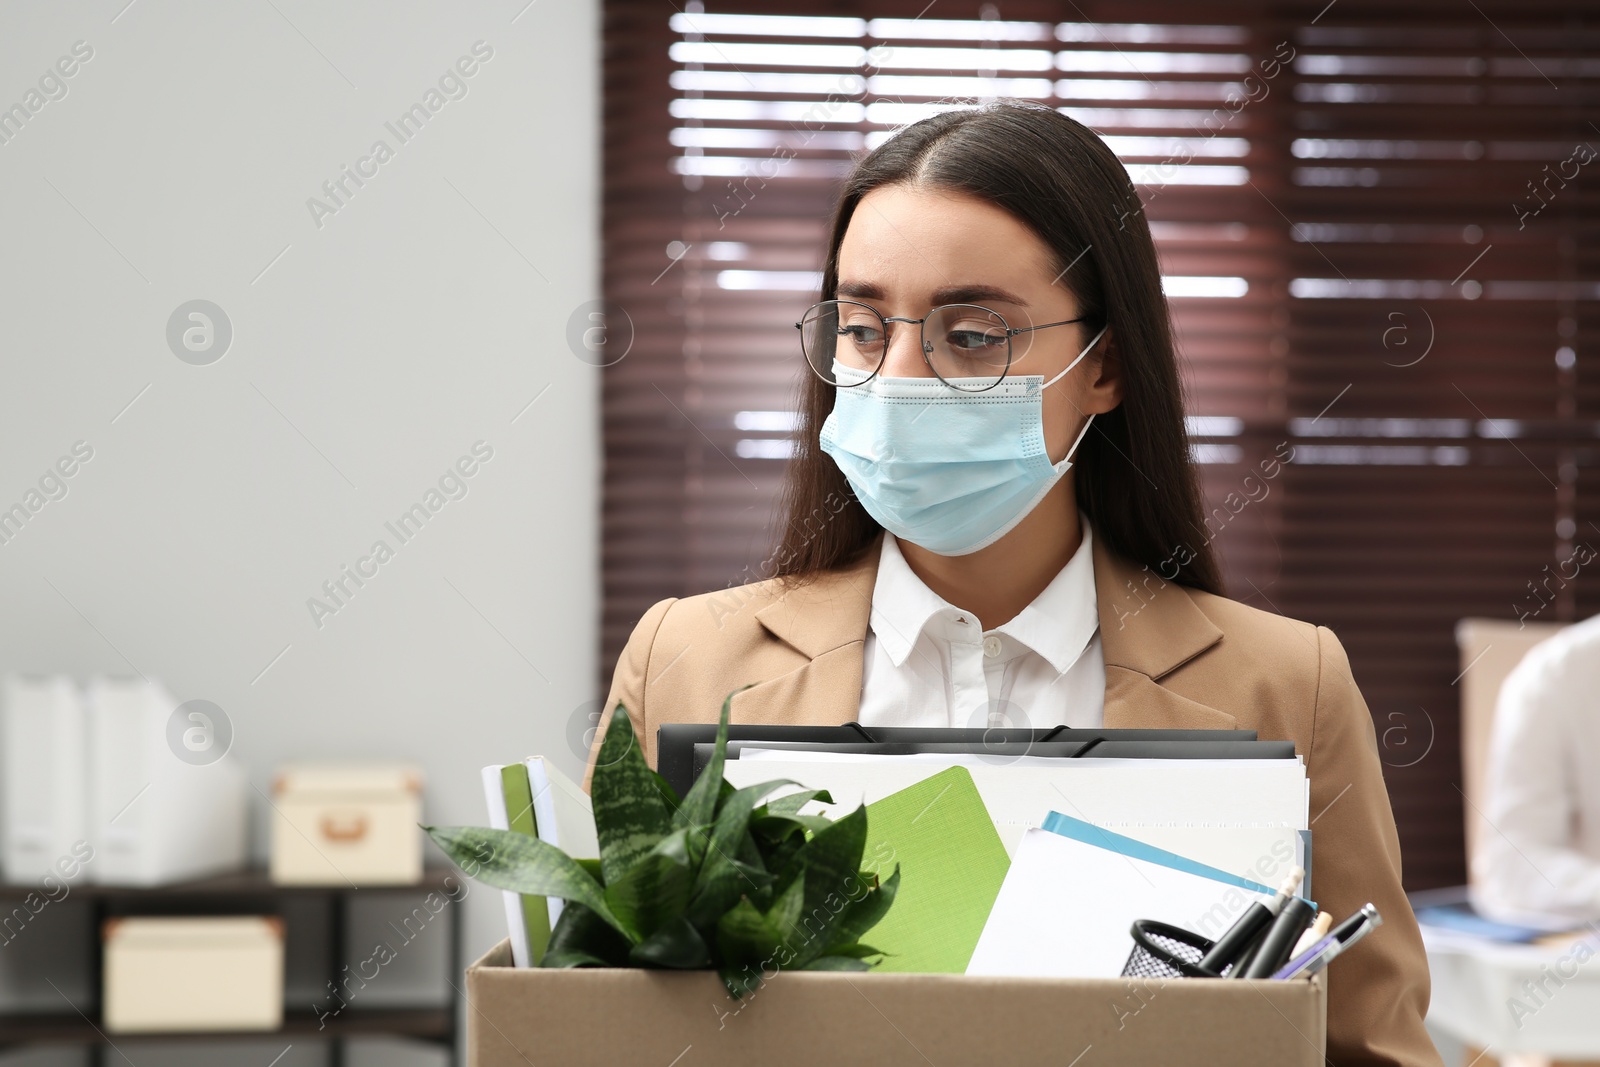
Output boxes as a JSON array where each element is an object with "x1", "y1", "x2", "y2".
[
  {"x1": 1, "y1": 674, "x2": 88, "y2": 881},
  {"x1": 87, "y1": 677, "x2": 248, "y2": 886}
]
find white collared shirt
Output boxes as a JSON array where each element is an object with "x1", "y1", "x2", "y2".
[{"x1": 856, "y1": 520, "x2": 1106, "y2": 730}]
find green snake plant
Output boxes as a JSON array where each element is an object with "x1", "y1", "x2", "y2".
[{"x1": 425, "y1": 689, "x2": 900, "y2": 998}]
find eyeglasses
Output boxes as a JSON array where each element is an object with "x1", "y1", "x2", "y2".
[{"x1": 795, "y1": 299, "x2": 1092, "y2": 393}]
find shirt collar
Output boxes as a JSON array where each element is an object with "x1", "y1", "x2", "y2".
[
  {"x1": 1001, "y1": 518, "x2": 1100, "y2": 675},
  {"x1": 867, "y1": 532, "x2": 955, "y2": 668},
  {"x1": 868, "y1": 516, "x2": 1101, "y2": 675}
]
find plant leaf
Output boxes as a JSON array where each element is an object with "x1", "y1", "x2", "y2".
[
  {"x1": 709, "y1": 780, "x2": 799, "y2": 857},
  {"x1": 760, "y1": 833, "x2": 805, "y2": 882},
  {"x1": 543, "y1": 901, "x2": 631, "y2": 968},
  {"x1": 716, "y1": 895, "x2": 784, "y2": 969},
  {"x1": 604, "y1": 831, "x2": 699, "y2": 942},
  {"x1": 776, "y1": 803, "x2": 868, "y2": 915},
  {"x1": 629, "y1": 915, "x2": 711, "y2": 969},
  {"x1": 424, "y1": 825, "x2": 624, "y2": 936},
  {"x1": 801, "y1": 805, "x2": 869, "y2": 914},
  {"x1": 686, "y1": 848, "x2": 773, "y2": 934},
  {"x1": 591, "y1": 703, "x2": 675, "y2": 887},
  {"x1": 770, "y1": 806, "x2": 872, "y2": 963},
  {"x1": 799, "y1": 955, "x2": 872, "y2": 972},
  {"x1": 825, "y1": 865, "x2": 900, "y2": 953},
  {"x1": 818, "y1": 941, "x2": 884, "y2": 960},
  {"x1": 750, "y1": 812, "x2": 834, "y2": 841},
  {"x1": 762, "y1": 871, "x2": 806, "y2": 946},
  {"x1": 683, "y1": 782, "x2": 793, "y2": 934},
  {"x1": 736, "y1": 822, "x2": 768, "y2": 868},
  {"x1": 575, "y1": 857, "x2": 605, "y2": 886},
  {"x1": 718, "y1": 965, "x2": 766, "y2": 1000},
  {"x1": 654, "y1": 822, "x2": 709, "y2": 868},
  {"x1": 675, "y1": 685, "x2": 753, "y2": 830},
  {"x1": 649, "y1": 768, "x2": 681, "y2": 809},
  {"x1": 761, "y1": 789, "x2": 833, "y2": 817}
]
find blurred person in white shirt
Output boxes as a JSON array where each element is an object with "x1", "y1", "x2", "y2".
[{"x1": 1474, "y1": 612, "x2": 1600, "y2": 922}]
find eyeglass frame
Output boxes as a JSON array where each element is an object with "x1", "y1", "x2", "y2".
[{"x1": 794, "y1": 298, "x2": 1095, "y2": 392}]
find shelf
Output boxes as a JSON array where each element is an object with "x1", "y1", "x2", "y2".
[
  {"x1": 0, "y1": 867, "x2": 462, "y2": 1060},
  {"x1": 0, "y1": 1008, "x2": 453, "y2": 1049},
  {"x1": 0, "y1": 866, "x2": 462, "y2": 901}
]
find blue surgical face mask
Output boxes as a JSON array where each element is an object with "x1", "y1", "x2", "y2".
[{"x1": 819, "y1": 323, "x2": 1108, "y2": 557}]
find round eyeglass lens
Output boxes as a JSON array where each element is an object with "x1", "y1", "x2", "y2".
[
  {"x1": 800, "y1": 300, "x2": 885, "y2": 383},
  {"x1": 923, "y1": 304, "x2": 1012, "y2": 390}
]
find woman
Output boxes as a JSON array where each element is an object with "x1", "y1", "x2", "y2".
[{"x1": 585, "y1": 102, "x2": 1438, "y2": 1067}]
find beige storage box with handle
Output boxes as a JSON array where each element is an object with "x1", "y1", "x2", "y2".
[
  {"x1": 271, "y1": 763, "x2": 423, "y2": 885},
  {"x1": 104, "y1": 915, "x2": 284, "y2": 1033}
]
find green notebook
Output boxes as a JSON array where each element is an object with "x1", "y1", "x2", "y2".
[
  {"x1": 859, "y1": 765, "x2": 1011, "y2": 973},
  {"x1": 500, "y1": 764, "x2": 553, "y2": 964}
]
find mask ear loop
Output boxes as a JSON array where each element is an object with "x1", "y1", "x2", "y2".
[
  {"x1": 1042, "y1": 322, "x2": 1108, "y2": 469},
  {"x1": 1059, "y1": 411, "x2": 1096, "y2": 468},
  {"x1": 1041, "y1": 322, "x2": 1109, "y2": 390}
]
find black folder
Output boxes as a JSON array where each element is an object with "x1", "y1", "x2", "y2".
[{"x1": 656, "y1": 724, "x2": 1282, "y2": 800}]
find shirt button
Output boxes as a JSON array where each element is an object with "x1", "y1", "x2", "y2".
[{"x1": 983, "y1": 635, "x2": 1002, "y2": 659}]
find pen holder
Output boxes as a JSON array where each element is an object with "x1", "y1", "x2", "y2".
[{"x1": 1121, "y1": 919, "x2": 1223, "y2": 979}]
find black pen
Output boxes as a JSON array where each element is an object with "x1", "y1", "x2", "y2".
[
  {"x1": 1230, "y1": 934, "x2": 1265, "y2": 978},
  {"x1": 1241, "y1": 889, "x2": 1318, "y2": 978},
  {"x1": 1202, "y1": 866, "x2": 1303, "y2": 977}
]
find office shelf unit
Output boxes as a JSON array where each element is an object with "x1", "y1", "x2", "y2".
[{"x1": 0, "y1": 866, "x2": 461, "y2": 1066}]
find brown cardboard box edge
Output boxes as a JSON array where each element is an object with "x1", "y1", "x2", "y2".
[{"x1": 465, "y1": 939, "x2": 1327, "y2": 1067}]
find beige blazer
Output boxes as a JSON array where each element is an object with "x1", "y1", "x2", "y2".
[{"x1": 584, "y1": 533, "x2": 1441, "y2": 1067}]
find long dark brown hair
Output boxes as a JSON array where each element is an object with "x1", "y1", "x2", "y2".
[{"x1": 770, "y1": 101, "x2": 1223, "y2": 596}]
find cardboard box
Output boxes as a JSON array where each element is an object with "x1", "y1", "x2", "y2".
[
  {"x1": 465, "y1": 939, "x2": 1327, "y2": 1066},
  {"x1": 271, "y1": 763, "x2": 423, "y2": 885},
  {"x1": 104, "y1": 916, "x2": 284, "y2": 1033}
]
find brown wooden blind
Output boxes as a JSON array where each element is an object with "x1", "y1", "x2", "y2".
[{"x1": 600, "y1": 0, "x2": 1600, "y2": 889}]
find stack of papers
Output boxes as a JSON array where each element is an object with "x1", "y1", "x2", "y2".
[{"x1": 732, "y1": 751, "x2": 1305, "y2": 826}]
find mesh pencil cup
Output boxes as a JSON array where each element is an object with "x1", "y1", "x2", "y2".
[{"x1": 1120, "y1": 919, "x2": 1225, "y2": 979}]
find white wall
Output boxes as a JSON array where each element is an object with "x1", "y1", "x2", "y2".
[{"x1": 0, "y1": 0, "x2": 599, "y2": 1054}]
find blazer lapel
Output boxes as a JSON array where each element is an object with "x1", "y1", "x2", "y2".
[
  {"x1": 1093, "y1": 536, "x2": 1237, "y2": 731},
  {"x1": 731, "y1": 541, "x2": 881, "y2": 727},
  {"x1": 734, "y1": 529, "x2": 1239, "y2": 733},
  {"x1": 1103, "y1": 666, "x2": 1238, "y2": 731}
]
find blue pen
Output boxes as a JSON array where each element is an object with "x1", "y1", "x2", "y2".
[{"x1": 1273, "y1": 903, "x2": 1382, "y2": 979}]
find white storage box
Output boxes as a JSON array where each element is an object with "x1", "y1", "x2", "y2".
[
  {"x1": 271, "y1": 764, "x2": 423, "y2": 885},
  {"x1": 104, "y1": 916, "x2": 284, "y2": 1033}
]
